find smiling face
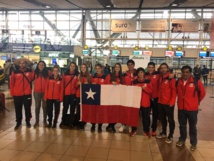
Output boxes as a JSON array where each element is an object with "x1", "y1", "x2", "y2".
[
  {"x1": 182, "y1": 68, "x2": 191, "y2": 80},
  {"x1": 38, "y1": 62, "x2": 45, "y2": 71},
  {"x1": 148, "y1": 65, "x2": 155, "y2": 74},
  {"x1": 160, "y1": 64, "x2": 168, "y2": 75},
  {"x1": 127, "y1": 63, "x2": 134, "y2": 72},
  {"x1": 69, "y1": 63, "x2": 76, "y2": 72},
  {"x1": 138, "y1": 71, "x2": 145, "y2": 79},
  {"x1": 115, "y1": 64, "x2": 121, "y2": 73},
  {"x1": 81, "y1": 64, "x2": 87, "y2": 73},
  {"x1": 53, "y1": 67, "x2": 59, "y2": 77},
  {"x1": 19, "y1": 60, "x2": 26, "y2": 69},
  {"x1": 95, "y1": 65, "x2": 102, "y2": 74}
]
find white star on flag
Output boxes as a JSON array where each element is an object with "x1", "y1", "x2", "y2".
[{"x1": 85, "y1": 88, "x2": 96, "y2": 100}]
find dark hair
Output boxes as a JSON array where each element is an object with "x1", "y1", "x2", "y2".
[
  {"x1": 95, "y1": 63, "x2": 103, "y2": 69},
  {"x1": 203, "y1": 65, "x2": 206, "y2": 68},
  {"x1": 127, "y1": 59, "x2": 135, "y2": 65},
  {"x1": 34, "y1": 61, "x2": 49, "y2": 78},
  {"x1": 111, "y1": 63, "x2": 123, "y2": 83},
  {"x1": 136, "y1": 67, "x2": 145, "y2": 75},
  {"x1": 159, "y1": 63, "x2": 169, "y2": 69},
  {"x1": 66, "y1": 62, "x2": 78, "y2": 74},
  {"x1": 80, "y1": 63, "x2": 91, "y2": 83},
  {"x1": 52, "y1": 65, "x2": 60, "y2": 71},
  {"x1": 181, "y1": 65, "x2": 192, "y2": 73},
  {"x1": 148, "y1": 62, "x2": 155, "y2": 67}
]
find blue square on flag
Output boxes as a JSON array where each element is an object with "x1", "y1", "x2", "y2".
[{"x1": 82, "y1": 84, "x2": 100, "y2": 105}]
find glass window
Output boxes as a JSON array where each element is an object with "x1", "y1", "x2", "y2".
[
  {"x1": 8, "y1": 12, "x2": 18, "y2": 20},
  {"x1": 19, "y1": 11, "x2": 30, "y2": 20}
]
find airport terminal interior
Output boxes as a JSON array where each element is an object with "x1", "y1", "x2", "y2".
[{"x1": 1, "y1": 0, "x2": 214, "y2": 161}]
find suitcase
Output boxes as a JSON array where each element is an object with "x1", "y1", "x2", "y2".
[{"x1": 0, "y1": 93, "x2": 9, "y2": 111}]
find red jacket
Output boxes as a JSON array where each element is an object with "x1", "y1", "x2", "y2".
[
  {"x1": 62, "y1": 71, "x2": 78, "y2": 95},
  {"x1": 76, "y1": 75, "x2": 92, "y2": 98},
  {"x1": 176, "y1": 76, "x2": 206, "y2": 111},
  {"x1": 145, "y1": 71, "x2": 160, "y2": 99},
  {"x1": 158, "y1": 72, "x2": 176, "y2": 106},
  {"x1": 111, "y1": 73, "x2": 122, "y2": 84},
  {"x1": 91, "y1": 73, "x2": 111, "y2": 84},
  {"x1": 10, "y1": 68, "x2": 34, "y2": 96},
  {"x1": 133, "y1": 79, "x2": 153, "y2": 108},
  {"x1": 44, "y1": 76, "x2": 64, "y2": 102},
  {"x1": 122, "y1": 70, "x2": 137, "y2": 85},
  {"x1": 33, "y1": 71, "x2": 52, "y2": 93}
]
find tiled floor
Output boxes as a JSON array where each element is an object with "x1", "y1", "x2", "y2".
[{"x1": 0, "y1": 84, "x2": 214, "y2": 161}]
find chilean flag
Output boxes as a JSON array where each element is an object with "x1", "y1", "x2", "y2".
[{"x1": 81, "y1": 84, "x2": 142, "y2": 127}]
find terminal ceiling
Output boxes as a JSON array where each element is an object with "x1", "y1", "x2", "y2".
[{"x1": 0, "y1": 0, "x2": 214, "y2": 10}]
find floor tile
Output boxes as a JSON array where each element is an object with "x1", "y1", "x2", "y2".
[
  {"x1": 91, "y1": 139, "x2": 111, "y2": 148},
  {"x1": 151, "y1": 152, "x2": 163, "y2": 161},
  {"x1": 131, "y1": 141, "x2": 150, "y2": 152},
  {"x1": 35, "y1": 134, "x2": 59, "y2": 143},
  {"x1": 54, "y1": 135, "x2": 76, "y2": 144},
  {"x1": 108, "y1": 149, "x2": 130, "y2": 161},
  {"x1": 197, "y1": 148, "x2": 214, "y2": 158},
  {"x1": 65, "y1": 145, "x2": 89, "y2": 157},
  {"x1": 0, "y1": 138, "x2": 15, "y2": 148},
  {"x1": 0, "y1": 149, "x2": 20, "y2": 161},
  {"x1": 77, "y1": 131, "x2": 96, "y2": 139},
  {"x1": 1, "y1": 131, "x2": 23, "y2": 140},
  {"x1": 35, "y1": 153, "x2": 62, "y2": 161},
  {"x1": 204, "y1": 157, "x2": 214, "y2": 161},
  {"x1": 111, "y1": 140, "x2": 130, "y2": 150},
  {"x1": 72, "y1": 138, "x2": 93, "y2": 146},
  {"x1": 94, "y1": 132, "x2": 113, "y2": 140},
  {"x1": 112, "y1": 133, "x2": 130, "y2": 142},
  {"x1": 192, "y1": 156, "x2": 206, "y2": 161},
  {"x1": 60, "y1": 156, "x2": 84, "y2": 161},
  {"x1": 24, "y1": 142, "x2": 50, "y2": 152},
  {"x1": 84, "y1": 158, "x2": 106, "y2": 161},
  {"x1": 5, "y1": 140, "x2": 32, "y2": 150},
  {"x1": 44, "y1": 143, "x2": 70, "y2": 155},
  {"x1": 131, "y1": 151, "x2": 153, "y2": 161},
  {"x1": 11, "y1": 151, "x2": 41, "y2": 161},
  {"x1": 86, "y1": 147, "x2": 109, "y2": 159}
]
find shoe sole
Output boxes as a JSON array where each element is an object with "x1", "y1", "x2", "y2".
[{"x1": 165, "y1": 141, "x2": 173, "y2": 144}]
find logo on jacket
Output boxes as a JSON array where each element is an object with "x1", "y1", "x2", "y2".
[
  {"x1": 153, "y1": 75, "x2": 156, "y2": 78},
  {"x1": 189, "y1": 83, "x2": 194, "y2": 87},
  {"x1": 101, "y1": 79, "x2": 104, "y2": 82},
  {"x1": 164, "y1": 80, "x2": 168, "y2": 84},
  {"x1": 25, "y1": 73, "x2": 29, "y2": 76},
  {"x1": 57, "y1": 81, "x2": 61, "y2": 84},
  {"x1": 144, "y1": 84, "x2": 147, "y2": 87}
]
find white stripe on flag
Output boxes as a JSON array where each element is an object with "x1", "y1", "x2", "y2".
[{"x1": 100, "y1": 85, "x2": 142, "y2": 108}]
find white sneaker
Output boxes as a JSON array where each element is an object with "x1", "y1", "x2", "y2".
[
  {"x1": 118, "y1": 125, "x2": 124, "y2": 132},
  {"x1": 128, "y1": 126, "x2": 132, "y2": 133}
]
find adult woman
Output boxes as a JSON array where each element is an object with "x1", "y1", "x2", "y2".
[
  {"x1": 33, "y1": 61, "x2": 50, "y2": 127},
  {"x1": 44, "y1": 66, "x2": 64, "y2": 128},
  {"x1": 76, "y1": 63, "x2": 91, "y2": 129},
  {"x1": 91, "y1": 63, "x2": 111, "y2": 132},
  {"x1": 106, "y1": 63, "x2": 123, "y2": 133},
  {"x1": 60, "y1": 62, "x2": 78, "y2": 128}
]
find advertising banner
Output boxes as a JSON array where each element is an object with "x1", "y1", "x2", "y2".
[
  {"x1": 171, "y1": 20, "x2": 199, "y2": 32},
  {"x1": 141, "y1": 19, "x2": 167, "y2": 32},
  {"x1": 129, "y1": 55, "x2": 150, "y2": 69},
  {"x1": 0, "y1": 43, "x2": 74, "y2": 53},
  {"x1": 111, "y1": 20, "x2": 136, "y2": 32}
]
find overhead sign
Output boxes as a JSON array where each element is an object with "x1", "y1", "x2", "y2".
[
  {"x1": 141, "y1": 19, "x2": 167, "y2": 32},
  {"x1": 33, "y1": 45, "x2": 41, "y2": 53},
  {"x1": 171, "y1": 20, "x2": 199, "y2": 32},
  {"x1": 111, "y1": 20, "x2": 136, "y2": 33},
  {"x1": 129, "y1": 55, "x2": 150, "y2": 69}
]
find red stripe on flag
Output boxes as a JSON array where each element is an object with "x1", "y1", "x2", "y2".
[{"x1": 81, "y1": 105, "x2": 140, "y2": 127}]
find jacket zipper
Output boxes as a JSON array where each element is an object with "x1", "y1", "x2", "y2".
[{"x1": 52, "y1": 80, "x2": 55, "y2": 99}]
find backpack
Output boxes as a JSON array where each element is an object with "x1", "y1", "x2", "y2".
[{"x1": 176, "y1": 77, "x2": 199, "y2": 97}]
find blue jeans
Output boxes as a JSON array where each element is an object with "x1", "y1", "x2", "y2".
[{"x1": 178, "y1": 110, "x2": 198, "y2": 146}]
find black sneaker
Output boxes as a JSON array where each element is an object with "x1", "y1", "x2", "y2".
[
  {"x1": 106, "y1": 125, "x2": 111, "y2": 132},
  {"x1": 26, "y1": 122, "x2": 31, "y2": 128},
  {"x1": 52, "y1": 123, "x2": 57, "y2": 128},
  {"x1": 59, "y1": 122, "x2": 65, "y2": 128},
  {"x1": 47, "y1": 123, "x2": 52, "y2": 128},
  {"x1": 156, "y1": 132, "x2": 167, "y2": 139},
  {"x1": 91, "y1": 125, "x2": 95, "y2": 132},
  {"x1": 190, "y1": 145, "x2": 197, "y2": 151},
  {"x1": 98, "y1": 127, "x2": 102, "y2": 133},
  {"x1": 112, "y1": 127, "x2": 116, "y2": 133},
  {"x1": 14, "y1": 123, "x2": 21, "y2": 130},
  {"x1": 34, "y1": 122, "x2": 39, "y2": 128}
]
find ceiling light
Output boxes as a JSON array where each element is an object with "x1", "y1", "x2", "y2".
[
  {"x1": 172, "y1": 3, "x2": 178, "y2": 6},
  {"x1": 45, "y1": 5, "x2": 50, "y2": 8},
  {"x1": 105, "y1": 5, "x2": 111, "y2": 8}
]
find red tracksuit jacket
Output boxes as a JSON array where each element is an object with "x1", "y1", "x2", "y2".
[
  {"x1": 145, "y1": 71, "x2": 160, "y2": 99},
  {"x1": 158, "y1": 72, "x2": 176, "y2": 106},
  {"x1": 62, "y1": 71, "x2": 78, "y2": 95},
  {"x1": 91, "y1": 73, "x2": 111, "y2": 84},
  {"x1": 122, "y1": 70, "x2": 137, "y2": 85},
  {"x1": 33, "y1": 71, "x2": 52, "y2": 93},
  {"x1": 133, "y1": 78, "x2": 153, "y2": 108},
  {"x1": 76, "y1": 75, "x2": 92, "y2": 98},
  {"x1": 44, "y1": 76, "x2": 64, "y2": 102},
  {"x1": 10, "y1": 68, "x2": 34, "y2": 96},
  {"x1": 176, "y1": 76, "x2": 206, "y2": 111},
  {"x1": 111, "y1": 73, "x2": 122, "y2": 84}
]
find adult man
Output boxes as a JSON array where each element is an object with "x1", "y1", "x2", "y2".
[
  {"x1": 10, "y1": 58, "x2": 34, "y2": 130},
  {"x1": 193, "y1": 65, "x2": 201, "y2": 80},
  {"x1": 121, "y1": 59, "x2": 137, "y2": 135},
  {"x1": 202, "y1": 65, "x2": 209, "y2": 85},
  {"x1": 4, "y1": 59, "x2": 14, "y2": 89},
  {"x1": 176, "y1": 65, "x2": 206, "y2": 151},
  {"x1": 156, "y1": 63, "x2": 176, "y2": 143}
]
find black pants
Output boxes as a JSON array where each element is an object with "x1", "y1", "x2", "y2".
[
  {"x1": 140, "y1": 107, "x2": 150, "y2": 132},
  {"x1": 13, "y1": 95, "x2": 32, "y2": 124},
  {"x1": 178, "y1": 110, "x2": 198, "y2": 146},
  {"x1": 62, "y1": 94, "x2": 76, "y2": 125},
  {"x1": 150, "y1": 98, "x2": 158, "y2": 132},
  {"x1": 158, "y1": 104, "x2": 175, "y2": 137},
  {"x1": 203, "y1": 75, "x2": 208, "y2": 85},
  {"x1": 47, "y1": 99, "x2": 60, "y2": 124},
  {"x1": 76, "y1": 97, "x2": 86, "y2": 126}
]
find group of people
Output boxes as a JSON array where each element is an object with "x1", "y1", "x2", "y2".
[{"x1": 9, "y1": 57, "x2": 206, "y2": 151}]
